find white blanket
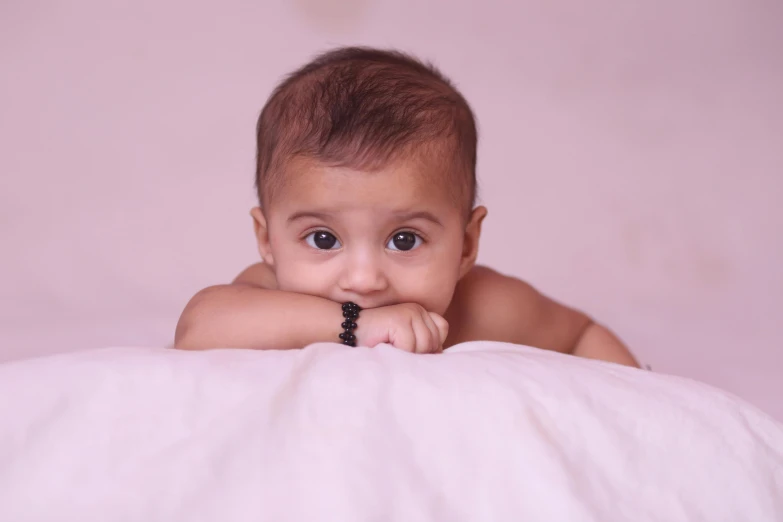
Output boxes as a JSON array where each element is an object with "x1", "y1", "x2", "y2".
[{"x1": 0, "y1": 342, "x2": 781, "y2": 521}]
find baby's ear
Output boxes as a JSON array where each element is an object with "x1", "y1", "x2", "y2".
[
  {"x1": 459, "y1": 206, "x2": 487, "y2": 279},
  {"x1": 250, "y1": 207, "x2": 275, "y2": 266}
]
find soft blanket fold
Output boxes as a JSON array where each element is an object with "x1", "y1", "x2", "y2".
[{"x1": 0, "y1": 341, "x2": 781, "y2": 521}]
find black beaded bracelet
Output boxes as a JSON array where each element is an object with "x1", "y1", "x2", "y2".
[{"x1": 338, "y1": 302, "x2": 361, "y2": 347}]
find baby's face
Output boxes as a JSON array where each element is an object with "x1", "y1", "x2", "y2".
[{"x1": 253, "y1": 158, "x2": 485, "y2": 315}]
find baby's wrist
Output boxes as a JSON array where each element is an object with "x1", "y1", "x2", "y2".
[{"x1": 337, "y1": 302, "x2": 360, "y2": 346}]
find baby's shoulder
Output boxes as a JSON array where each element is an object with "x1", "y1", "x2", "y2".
[
  {"x1": 446, "y1": 265, "x2": 590, "y2": 350},
  {"x1": 233, "y1": 262, "x2": 277, "y2": 289},
  {"x1": 444, "y1": 266, "x2": 544, "y2": 343},
  {"x1": 452, "y1": 265, "x2": 541, "y2": 313}
]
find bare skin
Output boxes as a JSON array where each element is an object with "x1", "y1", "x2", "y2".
[
  {"x1": 221, "y1": 262, "x2": 639, "y2": 366},
  {"x1": 175, "y1": 157, "x2": 639, "y2": 367}
]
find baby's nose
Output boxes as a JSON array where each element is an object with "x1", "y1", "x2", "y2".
[{"x1": 338, "y1": 253, "x2": 389, "y2": 296}]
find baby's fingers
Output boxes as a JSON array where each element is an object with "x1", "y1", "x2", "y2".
[
  {"x1": 412, "y1": 314, "x2": 438, "y2": 354},
  {"x1": 388, "y1": 318, "x2": 416, "y2": 352},
  {"x1": 428, "y1": 312, "x2": 449, "y2": 347}
]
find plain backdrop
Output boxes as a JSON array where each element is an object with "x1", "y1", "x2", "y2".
[{"x1": 1, "y1": 0, "x2": 781, "y2": 420}]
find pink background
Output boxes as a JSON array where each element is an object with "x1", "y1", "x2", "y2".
[{"x1": 1, "y1": 1, "x2": 781, "y2": 419}]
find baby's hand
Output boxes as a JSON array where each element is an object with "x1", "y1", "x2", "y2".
[{"x1": 358, "y1": 303, "x2": 449, "y2": 353}]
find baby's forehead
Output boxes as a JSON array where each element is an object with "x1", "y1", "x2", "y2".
[
  {"x1": 269, "y1": 155, "x2": 467, "y2": 210},
  {"x1": 266, "y1": 158, "x2": 465, "y2": 222}
]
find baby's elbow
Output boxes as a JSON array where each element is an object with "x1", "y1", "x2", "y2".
[
  {"x1": 173, "y1": 315, "x2": 203, "y2": 350},
  {"x1": 173, "y1": 320, "x2": 200, "y2": 350},
  {"x1": 173, "y1": 285, "x2": 227, "y2": 350}
]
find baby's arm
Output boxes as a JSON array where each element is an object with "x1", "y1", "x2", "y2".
[
  {"x1": 571, "y1": 321, "x2": 639, "y2": 367},
  {"x1": 174, "y1": 285, "x2": 342, "y2": 350},
  {"x1": 175, "y1": 265, "x2": 448, "y2": 352},
  {"x1": 445, "y1": 267, "x2": 639, "y2": 367}
]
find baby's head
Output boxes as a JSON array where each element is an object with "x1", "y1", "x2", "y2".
[{"x1": 250, "y1": 47, "x2": 486, "y2": 315}]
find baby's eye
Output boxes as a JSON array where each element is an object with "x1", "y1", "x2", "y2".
[
  {"x1": 387, "y1": 231, "x2": 422, "y2": 252},
  {"x1": 305, "y1": 230, "x2": 341, "y2": 250}
]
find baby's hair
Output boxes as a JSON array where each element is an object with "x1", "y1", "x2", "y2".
[{"x1": 254, "y1": 46, "x2": 478, "y2": 209}]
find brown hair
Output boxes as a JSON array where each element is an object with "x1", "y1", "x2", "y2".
[{"x1": 254, "y1": 46, "x2": 478, "y2": 209}]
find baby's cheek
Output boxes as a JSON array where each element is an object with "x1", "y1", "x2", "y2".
[
  {"x1": 275, "y1": 262, "x2": 330, "y2": 296},
  {"x1": 401, "y1": 265, "x2": 459, "y2": 315}
]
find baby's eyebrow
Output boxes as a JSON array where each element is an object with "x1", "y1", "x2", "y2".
[
  {"x1": 287, "y1": 211, "x2": 332, "y2": 224},
  {"x1": 286, "y1": 209, "x2": 444, "y2": 227},
  {"x1": 393, "y1": 211, "x2": 444, "y2": 227}
]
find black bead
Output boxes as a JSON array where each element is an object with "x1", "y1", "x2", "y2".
[{"x1": 340, "y1": 302, "x2": 360, "y2": 347}]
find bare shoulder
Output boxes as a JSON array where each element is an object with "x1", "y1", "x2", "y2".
[
  {"x1": 444, "y1": 265, "x2": 590, "y2": 352},
  {"x1": 454, "y1": 265, "x2": 534, "y2": 297},
  {"x1": 233, "y1": 262, "x2": 278, "y2": 289},
  {"x1": 446, "y1": 265, "x2": 541, "y2": 331}
]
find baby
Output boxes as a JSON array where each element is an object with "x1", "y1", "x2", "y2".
[{"x1": 175, "y1": 47, "x2": 639, "y2": 367}]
